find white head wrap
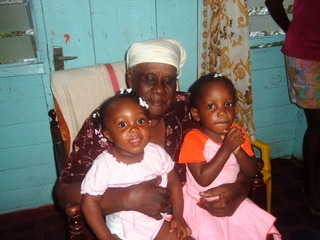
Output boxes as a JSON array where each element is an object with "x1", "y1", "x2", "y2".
[{"x1": 126, "y1": 38, "x2": 187, "y2": 78}]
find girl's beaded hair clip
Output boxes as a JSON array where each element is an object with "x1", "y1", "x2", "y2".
[
  {"x1": 118, "y1": 88, "x2": 149, "y2": 110},
  {"x1": 214, "y1": 73, "x2": 223, "y2": 78}
]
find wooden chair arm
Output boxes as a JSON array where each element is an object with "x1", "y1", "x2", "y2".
[
  {"x1": 48, "y1": 109, "x2": 68, "y2": 175},
  {"x1": 65, "y1": 203, "x2": 94, "y2": 239},
  {"x1": 48, "y1": 109, "x2": 94, "y2": 239}
]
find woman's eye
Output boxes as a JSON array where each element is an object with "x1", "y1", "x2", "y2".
[
  {"x1": 145, "y1": 75, "x2": 156, "y2": 84},
  {"x1": 163, "y1": 77, "x2": 176, "y2": 86}
]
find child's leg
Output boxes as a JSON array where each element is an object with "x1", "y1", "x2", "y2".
[
  {"x1": 154, "y1": 221, "x2": 176, "y2": 240},
  {"x1": 154, "y1": 221, "x2": 194, "y2": 240}
]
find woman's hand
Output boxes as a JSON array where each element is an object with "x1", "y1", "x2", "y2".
[
  {"x1": 197, "y1": 175, "x2": 249, "y2": 217},
  {"x1": 100, "y1": 176, "x2": 171, "y2": 220}
]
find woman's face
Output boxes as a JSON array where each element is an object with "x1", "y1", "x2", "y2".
[{"x1": 126, "y1": 62, "x2": 178, "y2": 120}]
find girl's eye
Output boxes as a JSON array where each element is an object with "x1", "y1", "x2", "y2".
[
  {"x1": 206, "y1": 104, "x2": 215, "y2": 110},
  {"x1": 137, "y1": 118, "x2": 146, "y2": 125},
  {"x1": 118, "y1": 122, "x2": 127, "y2": 128},
  {"x1": 225, "y1": 102, "x2": 234, "y2": 108}
]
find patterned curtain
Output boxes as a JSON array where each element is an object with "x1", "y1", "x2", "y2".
[{"x1": 200, "y1": 0, "x2": 255, "y2": 140}]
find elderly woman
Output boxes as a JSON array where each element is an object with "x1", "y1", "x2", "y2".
[{"x1": 54, "y1": 38, "x2": 251, "y2": 222}]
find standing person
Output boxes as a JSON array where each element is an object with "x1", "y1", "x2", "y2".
[
  {"x1": 265, "y1": 0, "x2": 320, "y2": 214},
  {"x1": 54, "y1": 38, "x2": 253, "y2": 223},
  {"x1": 81, "y1": 89, "x2": 191, "y2": 240},
  {"x1": 179, "y1": 73, "x2": 281, "y2": 239}
]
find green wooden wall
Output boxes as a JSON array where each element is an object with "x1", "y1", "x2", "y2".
[{"x1": 250, "y1": 37, "x2": 306, "y2": 160}]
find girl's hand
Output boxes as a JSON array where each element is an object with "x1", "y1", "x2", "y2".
[
  {"x1": 170, "y1": 217, "x2": 192, "y2": 240},
  {"x1": 221, "y1": 127, "x2": 244, "y2": 153}
]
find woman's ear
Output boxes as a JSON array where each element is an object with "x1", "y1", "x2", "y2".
[
  {"x1": 126, "y1": 68, "x2": 133, "y2": 88},
  {"x1": 190, "y1": 107, "x2": 200, "y2": 122}
]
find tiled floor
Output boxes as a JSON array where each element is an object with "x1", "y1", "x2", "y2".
[{"x1": 0, "y1": 158, "x2": 319, "y2": 240}]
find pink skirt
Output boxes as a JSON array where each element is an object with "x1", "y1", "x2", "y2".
[{"x1": 182, "y1": 186, "x2": 282, "y2": 240}]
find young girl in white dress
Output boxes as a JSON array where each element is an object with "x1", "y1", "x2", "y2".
[{"x1": 81, "y1": 89, "x2": 191, "y2": 240}]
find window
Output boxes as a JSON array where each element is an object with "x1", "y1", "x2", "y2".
[
  {"x1": 0, "y1": 0, "x2": 37, "y2": 64},
  {"x1": 248, "y1": 0, "x2": 293, "y2": 48}
]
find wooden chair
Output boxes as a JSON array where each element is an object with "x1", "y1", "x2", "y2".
[{"x1": 49, "y1": 62, "x2": 272, "y2": 239}]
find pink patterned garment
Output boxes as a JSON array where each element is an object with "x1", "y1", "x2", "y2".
[{"x1": 59, "y1": 92, "x2": 199, "y2": 184}]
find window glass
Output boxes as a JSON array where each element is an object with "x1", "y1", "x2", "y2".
[
  {"x1": 0, "y1": 0, "x2": 37, "y2": 64},
  {"x1": 248, "y1": 0, "x2": 293, "y2": 48}
]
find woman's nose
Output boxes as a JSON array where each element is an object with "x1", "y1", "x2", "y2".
[{"x1": 152, "y1": 80, "x2": 165, "y2": 93}]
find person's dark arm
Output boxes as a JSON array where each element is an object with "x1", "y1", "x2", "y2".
[
  {"x1": 99, "y1": 177, "x2": 171, "y2": 220},
  {"x1": 54, "y1": 181, "x2": 82, "y2": 209},
  {"x1": 265, "y1": 0, "x2": 291, "y2": 32},
  {"x1": 197, "y1": 170, "x2": 251, "y2": 217},
  {"x1": 54, "y1": 177, "x2": 170, "y2": 220}
]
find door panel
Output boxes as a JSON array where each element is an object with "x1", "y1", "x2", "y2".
[
  {"x1": 92, "y1": 0, "x2": 157, "y2": 63},
  {"x1": 42, "y1": 0, "x2": 95, "y2": 70},
  {"x1": 41, "y1": 0, "x2": 199, "y2": 88},
  {"x1": 156, "y1": 0, "x2": 199, "y2": 91}
]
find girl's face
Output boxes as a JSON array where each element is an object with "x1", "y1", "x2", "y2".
[
  {"x1": 191, "y1": 81, "x2": 236, "y2": 141},
  {"x1": 126, "y1": 62, "x2": 178, "y2": 120},
  {"x1": 103, "y1": 99, "x2": 150, "y2": 163}
]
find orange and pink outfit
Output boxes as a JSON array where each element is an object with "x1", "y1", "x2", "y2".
[{"x1": 179, "y1": 126, "x2": 281, "y2": 240}]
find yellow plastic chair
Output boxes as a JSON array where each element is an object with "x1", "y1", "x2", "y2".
[{"x1": 251, "y1": 139, "x2": 272, "y2": 213}]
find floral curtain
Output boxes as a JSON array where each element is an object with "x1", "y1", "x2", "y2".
[{"x1": 200, "y1": 0, "x2": 255, "y2": 140}]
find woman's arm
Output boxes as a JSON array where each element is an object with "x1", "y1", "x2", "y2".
[
  {"x1": 197, "y1": 170, "x2": 251, "y2": 217},
  {"x1": 54, "y1": 177, "x2": 171, "y2": 220},
  {"x1": 265, "y1": 0, "x2": 290, "y2": 32},
  {"x1": 99, "y1": 177, "x2": 171, "y2": 219}
]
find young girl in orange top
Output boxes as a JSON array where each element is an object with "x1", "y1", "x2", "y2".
[{"x1": 179, "y1": 73, "x2": 281, "y2": 240}]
